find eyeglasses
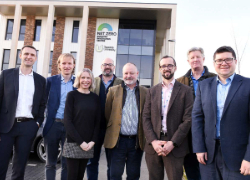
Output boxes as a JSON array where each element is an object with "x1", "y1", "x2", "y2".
[
  {"x1": 214, "y1": 58, "x2": 234, "y2": 65},
  {"x1": 160, "y1": 64, "x2": 175, "y2": 69},
  {"x1": 102, "y1": 63, "x2": 114, "y2": 67}
]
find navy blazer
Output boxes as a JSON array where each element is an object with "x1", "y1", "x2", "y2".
[
  {"x1": 42, "y1": 74, "x2": 76, "y2": 137},
  {"x1": 0, "y1": 68, "x2": 46, "y2": 133},
  {"x1": 192, "y1": 74, "x2": 250, "y2": 171}
]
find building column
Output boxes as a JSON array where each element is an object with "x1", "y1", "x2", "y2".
[
  {"x1": 76, "y1": 5, "x2": 89, "y2": 73},
  {"x1": 51, "y1": 16, "x2": 65, "y2": 76},
  {"x1": 9, "y1": 4, "x2": 22, "y2": 68},
  {"x1": 84, "y1": 17, "x2": 97, "y2": 70},
  {"x1": 165, "y1": 29, "x2": 170, "y2": 55},
  {"x1": 41, "y1": 4, "x2": 55, "y2": 78},
  {"x1": 24, "y1": 15, "x2": 35, "y2": 46},
  {"x1": 169, "y1": 7, "x2": 177, "y2": 57}
]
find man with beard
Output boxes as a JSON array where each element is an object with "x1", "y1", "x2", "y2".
[
  {"x1": 87, "y1": 58, "x2": 122, "y2": 180},
  {"x1": 104, "y1": 63, "x2": 147, "y2": 180},
  {"x1": 142, "y1": 55, "x2": 193, "y2": 180},
  {"x1": 177, "y1": 47, "x2": 216, "y2": 180}
]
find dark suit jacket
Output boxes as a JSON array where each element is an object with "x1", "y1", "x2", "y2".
[
  {"x1": 142, "y1": 81, "x2": 193, "y2": 158},
  {"x1": 0, "y1": 68, "x2": 46, "y2": 133},
  {"x1": 104, "y1": 83, "x2": 148, "y2": 150},
  {"x1": 192, "y1": 74, "x2": 250, "y2": 171},
  {"x1": 43, "y1": 74, "x2": 76, "y2": 137}
]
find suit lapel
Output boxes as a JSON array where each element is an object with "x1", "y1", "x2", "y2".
[
  {"x1": 167, "y1": 81, "x2": 180, "y2": 113},
  {"x1": 32, "y1": 72, "x2": 39, "y2": 110},
  {"x1": 210, "y1": 77, "x2": 217, "y2": 120},
  {"x1": 156, "y1": 83, "x2": 162, "y2": 116},
  {"x1": 55, "y1": 74, "x2": 61, "y2": 99},
  {"x1": 222, "y1": 74, "x2": 242, "y2": 118},
  {"x1": 13, "y1": 68, "x2": 19, "y2": 98},
  {"x1": 72, "y1": 76, "x2": 77, "y2": 90}
]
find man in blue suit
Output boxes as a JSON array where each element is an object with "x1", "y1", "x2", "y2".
[
  {"x1": 43, "y1": 53, "x2": 76, "y2": 180},
  {"x1": 192, "y1": 46, "x2": 250, "y2": 179}
]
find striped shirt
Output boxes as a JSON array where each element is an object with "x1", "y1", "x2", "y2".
[{"x1": 120, "y1": 85, "x2": 139, "y2": 135}]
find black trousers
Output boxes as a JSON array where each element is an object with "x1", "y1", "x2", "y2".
[
  {"x1": 0, "y1": 120, "x2": 39, "y2": 180},
  {"x1": 200, "y1": 141, "x2": 250, "y2": 180},
  {"x1": 67, "y1": 158, "x2": 88, "y2": 180}
]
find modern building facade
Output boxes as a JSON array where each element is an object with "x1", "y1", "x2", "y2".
[{"x1": 0, "y1": 0, "x2": 176, "y2": 87}]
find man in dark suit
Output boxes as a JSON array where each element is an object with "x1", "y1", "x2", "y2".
[
  {"x1": 192, "y1": 46, "x2": 250, "y2": 179},
  {"x1": 43, "y1": 53, "x2": 76, "y2": 180},
  {"x1": 0, "y1": 45, "x2": 46, "y2": 180},
  {"x1": 143, "y1": 55, "x2": 193, "y2": 180}
]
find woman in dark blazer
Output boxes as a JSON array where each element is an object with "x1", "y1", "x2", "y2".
[{"x1": 63, "y1": 68, "x2": 101, "y2": 180}]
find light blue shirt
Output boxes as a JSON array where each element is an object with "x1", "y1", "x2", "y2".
[
  {"x1": 191, "y1": 69, "x2": 205, "y2": 96},
  {"x1": 216, "y1": 73, "x2": 235, "y2": 139},
  {"x1": 102, "y1": 76, "x2": 114, "y2": 89},
  {"x1": 120, "y1": 85, "x2": 139, "y2": 135},
  {"x1": 55, "y1": 75, "x2": 74, "y2": 119}
]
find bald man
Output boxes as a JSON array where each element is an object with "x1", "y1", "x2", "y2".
[
  {"x1": 104, "y1": 63, "x2": 148, "y2": 180},
  {"x1": 87, "y1": 58, "x2": 122, "y2": 180}
]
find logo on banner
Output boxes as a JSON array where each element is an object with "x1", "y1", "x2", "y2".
[{"x1": 95, "y1": 23, "x2": 117, "y2": 52}]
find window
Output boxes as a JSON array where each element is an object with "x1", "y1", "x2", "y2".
[
  {"x1": 72, "y1": 21, "x2": 79, "y2": 43},
  {"x1": 2, "y1": 49, "x2": 10, "y2": 70},
  {"x1": 16, "y1": 49, "x2": 21, "y2": 68},
  {"x1": 49, "y1": 51, "x2": 53, "y2": 73},
  {"x1": 52, "y1": 20, "x2": 56, "y2": 42},
  {"x1": 5, "y1": 19, "x2": 14, "y2": 40},
  {"x1": 34, "y1": 20, "x2": 42, "y2": 41},
  {"x1": 33, "y1": 50, "x2": 38, "y2": 72},
  {"x1": 19, "y1": 19, "x2": 26, "y2": 41}
]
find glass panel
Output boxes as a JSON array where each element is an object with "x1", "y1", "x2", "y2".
[
  {"x1": 16, "y1": 50, "x2": 21, "y2": 67},
  {"x1": 33, "y1": 50, "x2": 38, "y2": 72},
  {"x1": 142, "y1": 30, "x2": 154, "y2": 46},
  {"x1": 2, "y1": 64, "x2": 9, "y2": 70},
  {"x1": 7, "y1": 19, "x2": 14, "y2": 33},
  {"x1": 72, "y1": 21, "x2": 79, "y2": 43},
  {"x1": 117, "y1": 45, "x2": 129, "y2": 54},
  {"x1": 52, "y1": 20, "x2": 56, "y2": 42},
  {"x1": 142, "y1": 46, "x2": 153, "y2": 56},
  {"x1": 49, "y1": 51, "x2": 53, "y2": 73},
  {"x1": 140, "y1": 56, "x2": 153, "y2": 79},
  {"x1": 116, "y1": 55, "x2": 128, "y2": 77},
  {"x1": 3, "y1": 50, "x2": 10, "y2": 63},
  {"x1": 118, "y1": 29, "x2": 130, "y2": 45},
  {"x1": 129, "y1": 46, "x2": 141, "y2": 55},
  {"x1": 34, "y1": 20, "x2": 42, "y2": 41},
  {"x1": 128, "y1": 55, "x2": 141, "y2": 73},
  {"x1": 19, "y1": 20, "x2": 26, "y2": 41},
  {"x1": 129, "y1": 30, "x2": 142, "y2": 46},
  {"x1": 71, "y1": 52, "x2": 77, "y2": 60},
  {"x1": 19, "y1": 34, "x2": 25, "y2": 41},
  {"x1": 5, "y1": 34, "x2": 12, "y2": 40}
]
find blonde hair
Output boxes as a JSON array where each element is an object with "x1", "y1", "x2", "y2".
[
  {"x1": 73, "y1": 68, "x2": 95, "y2": 91},
  {"x1": 57, "y1": 53, "x2": 76, "y2": 73}
]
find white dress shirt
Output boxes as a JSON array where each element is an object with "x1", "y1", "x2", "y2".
[{"x1": 15, "y1": 69, "x2": 35, "y2": 118}]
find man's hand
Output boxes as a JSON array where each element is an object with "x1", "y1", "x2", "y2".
[
  {"x1": 86, "y1": 141, "x2": 95, "y2": 151},
  {"x1": 80, "y1": 142, "x2": 89, "y2": 151},
  {"x1": 151, "y1": 140, "x2": 166, "y2": 155},
  {"x1": 196, "y1": 152, "x2": 207, "y2": 165},
  {"x1": 162, "y1": 141, "x2": 174, "y2": 156},
  {"x1": 240, "y1": 160, "x2": 250, "y2": 175}
]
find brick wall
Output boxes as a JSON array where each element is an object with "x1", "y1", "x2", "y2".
[
  {"x1": 51, "y1": 17, "x2": 65, "y2": 76},
  {"x1": 84, "y1": 17, "x2": 97, "y2": 70},
  {"x1": 24, "y1": 16, "x2": 35, "y2": 46}
]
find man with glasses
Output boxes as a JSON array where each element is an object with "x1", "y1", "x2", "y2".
[
  {"x1": 143, "y1": 55, "x2": 193, "y2": 180},
  {"x1": 192, "y1": 46, "x2": 250, "y2": 179},
  {"x1": 177, "y1": 47, "x2": 216, "y2": 180},
  {"x1": 87, "y1": 58, "x2": 122, "y2": 180}
]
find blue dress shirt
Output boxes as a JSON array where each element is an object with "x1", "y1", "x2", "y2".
[
  {"x1": 191, "y1": 69, "x2": 205, "y2": 96},
  {"x1": 55, "y1": 75, "x2": 74, "y2": 119},
  {"x1": 102, "y1": 76, "x2": 114, "y2": 89},
  {"x1": 216, "y1": 73, "x2": 235, "y2": 139}
]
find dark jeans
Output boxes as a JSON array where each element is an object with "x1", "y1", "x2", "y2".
[
  {"x1": 109, "y1": 136, "x2": 143, "y2": 180},
  {"x1": 44, "y1": 121, "x2": 67, "y2": 180},
  {"x1": 200, "y1": 141, "x2": 250, "y2": 180},
  {"x1": 184, "y1": 153, "x2": 201, "y2": 180},
  {"x1": 87, "y1": 128, "x2": 111, "y2": 180},
  {"x1": 67, "y1": 158, "x2": 88, "y2": 180},
  {"x1": 0, "y1": 120, "x2": 39, "y2": 180}
]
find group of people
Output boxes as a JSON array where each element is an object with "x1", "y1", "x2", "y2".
[{"x1": 0, "y1": 44, "x2": 249, "y2": 180}]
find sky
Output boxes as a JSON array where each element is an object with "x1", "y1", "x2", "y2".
[{"x1": 87, "y1": 0, "x2": 250, "y2": 78}]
